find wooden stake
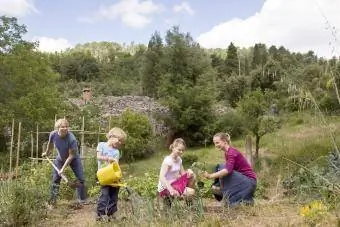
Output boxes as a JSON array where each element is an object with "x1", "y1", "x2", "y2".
[
  {"x1": 81, "y1": 116, "x2": 85, "y2": 158},
  {"x1": 97, "y1": 125, "x2": 100, "y2": 144},
  {"x1": 36, "y1": 124, "x2": 39, "y2": 159},
  {"x1": 15, "y1": 122, "x2": 21, "y2": 177},
  {"x1": 30, "y1": 131, "x2": 34, "y2": 165},
  {"x1": 9, "y1": 119, "x2": 14, "y2": 173}
]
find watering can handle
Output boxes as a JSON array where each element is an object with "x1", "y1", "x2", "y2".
[{"x1": 45, "y1": 157, "x2": 69, "y2": 183}]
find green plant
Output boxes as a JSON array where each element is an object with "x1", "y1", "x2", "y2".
[
  {"x1": 0, "y1": 162, "x2": 51, "y2": 226},
  {"x1": 117, "y1": 109, "x2": 156, "y2": 162},
  {"x1": 182, "y1": 153, "x2": 198, "y2": 168},
  {"x1": 122, "y1": 171, "x2": 159, "y2": 199}
]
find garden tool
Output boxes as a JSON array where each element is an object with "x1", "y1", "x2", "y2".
[{"x1": 45, "y1": 157, "x2": 82, "y2": 189}]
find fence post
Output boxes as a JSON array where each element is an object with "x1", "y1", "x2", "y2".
[
  {"x1": 31, "y1": 131, "x2": 34, "y2": 165},
  {"x1": 36, "y1": 124, "x2": 39, "y2": 159},
  {"x1": 9, "y1": 119, "x2": 14, "y2": 174},
  {"x1": 15, "y1": 122, "x2": 21, "y2": 177}
]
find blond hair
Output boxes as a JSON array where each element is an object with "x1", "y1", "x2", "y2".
[
  {"x1": 213, "y1": 132, "x2": 231, "y2": 144},
  {"x1": 54, "y1": 118, "x2": 69, "y2": 130},
  {"x1": 169, "y1": 138, "x2": 186, "y2": 150},
  {"x1": 107, "y1": 127, "x2": 127, "y2": 142}
]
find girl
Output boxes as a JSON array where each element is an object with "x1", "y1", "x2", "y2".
[
  {"x1": 202, "y1": 132, "x2": 257, "y2": 207},
  {"x1": 157, "y1": 138, "x2": 196, "y2": 202},
  {"x1": 96, "y1": 127, "x2": 127, "y2": 222}
]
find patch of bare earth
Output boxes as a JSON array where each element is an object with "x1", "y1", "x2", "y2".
[{"x1": 38, "y1": 198, "x2": 318, "y2": 227}]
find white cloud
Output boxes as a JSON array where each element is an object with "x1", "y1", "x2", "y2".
[
  {"x1": 0, "y1": 0, "x2": 38, "y2": 17},
  {"x1": 197, "y1": 0, "x2": 340, "y2": 58},
  {"x1": 78, "y1": 0, "x2": 163, "y2": 29},
  {"x1": 173, "y1": 2, "x2": 194, "y2": 15},
  {"x1": 33, "y1": 36, "x2": 72, "y2": 53}
]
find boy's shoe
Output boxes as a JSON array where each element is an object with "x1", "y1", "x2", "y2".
[
  {"x1": 96, "y1": 215, "x2": 106, "y2": 222},
  {"x1": 107, "y1": 214, "x2": 117, "y2": 222},
  {"x1": 47, "y1": 203, "x2": 56, "y2": 210},
  {"x1": 78, "y1": 199, "x2": 90, "y2": 205},
  {"x1": 46, "y1": 200, "x2": 57, "y2": 210}
]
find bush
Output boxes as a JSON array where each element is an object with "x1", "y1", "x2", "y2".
[
  {"x1": 117, "y1": 109, "x2": 156, "y2": 162},
  {"x1": 214, "y1": 110, "x2": 245, "y2": 139},
  {"x1": 0, "y1": 162, "x2": 51, "y2": 226}
]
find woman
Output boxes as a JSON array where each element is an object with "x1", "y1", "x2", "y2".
[{"x1": 202, "y1": 132, "x2": 256, "y2": 207}]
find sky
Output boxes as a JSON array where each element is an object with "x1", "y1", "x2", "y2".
[{"x1": 1, "y1": 0, "x2": 339, "y2": 58}]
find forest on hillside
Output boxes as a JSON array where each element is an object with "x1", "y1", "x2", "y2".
[{"x1": 1, "y1": 15, "x2": 340, "y2": 162}]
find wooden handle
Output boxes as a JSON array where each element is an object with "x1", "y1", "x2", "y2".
[{"x1": 45, "y1": 157, "x2": 69, "y2": 183}]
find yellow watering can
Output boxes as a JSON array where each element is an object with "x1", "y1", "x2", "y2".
[{"x1": 97, "y1": 162, "x2": 127, "y2": 187}]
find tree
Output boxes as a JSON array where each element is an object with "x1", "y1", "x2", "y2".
[
  {"x1": 224, "y1": 42, "x2": 239, "y2": 76},
  {"x1": 237, "y1": 89, "x2": 281, "y2": 160},
  {"x1": 0, "y1": 16, "x2": 64, "y2": 153},
  {"x1": 141, "y1": 31, "x2": 164, "y2": 98},
  {"x1": 58, "y1": 52, "x2": 100, "y2": 81},
  {"x1": 158, "y1": 26, "x2": 217, "y2": 145},
  {"x1": 252, "y1": 43, "x2": 268, "y2": 70},
  {"x1": 0, "y1": 16, "x2": 31, "y2": 53}
]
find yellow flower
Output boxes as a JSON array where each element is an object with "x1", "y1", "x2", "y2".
[{"x1": 299, "y1": 200, "x2": 328, "y2": 224}]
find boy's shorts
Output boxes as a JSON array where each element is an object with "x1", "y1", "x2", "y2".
[{"x1": 159, "y1": 173, "x2": 189, "y2": 197}]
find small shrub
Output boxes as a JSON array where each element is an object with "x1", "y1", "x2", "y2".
[{"x1": 117, "y1": 109, "x2": 156, "y2": 162}]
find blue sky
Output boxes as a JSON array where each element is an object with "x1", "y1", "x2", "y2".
[{"x1": 1, "y1": 0, "x2": 340, "y2": 58}]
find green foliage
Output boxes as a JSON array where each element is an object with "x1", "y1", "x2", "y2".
[
  {"x1": 214, "y1": 110, "x2": 246, "y2": 139},
  {"x1": 0, "y1": 162, "x2": 50, "y2": 226},
  {"x1": 0, "y1": 181, "x2": 48, "y2": 226},
  {"x1": 55, "y1": 51, "x2": 100, "y2": 81},
  {"x1": 237, "y1": 89, "x2": 281, "y2": 158},
  {"x1": 154, "y1": 26, "x2": 217, "y2": 146},
  {"x1": 219, "y1": 75, "x2": 249, "y2": 107},
  {"x1": 141, "y1": 31, "x2": 164, "y2": 98},
  {"x1": 224, "y1": 42, "x2": 239, "y2": 76},
  {"x1": 182, "y1": 153, "x2": 198, "y2": 168},
  {"x1": 0, "y1": 16, "x2": 30, "y2": 53},
  {"x1": 117, "y1": 109, "x2": 155, "y2": 162},
  {"x1": 122, "y1": 171, "x2": 159, "y2": 199}
]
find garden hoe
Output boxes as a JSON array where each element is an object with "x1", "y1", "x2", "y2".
[{"x1": 45, "y1": 157, "x2": 82, "y2": 189}]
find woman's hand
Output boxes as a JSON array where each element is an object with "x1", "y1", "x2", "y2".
[{"x1": 200, "y1": 171, "x2": 211, "y2": 179}]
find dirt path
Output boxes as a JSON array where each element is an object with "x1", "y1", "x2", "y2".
[{"x1": 40, "y1": 198, "x2": 309, "y2": 227}]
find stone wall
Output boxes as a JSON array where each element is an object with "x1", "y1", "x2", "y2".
[{"x1": 68, "y1": 96, "x2": 169, "y2": 135}]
